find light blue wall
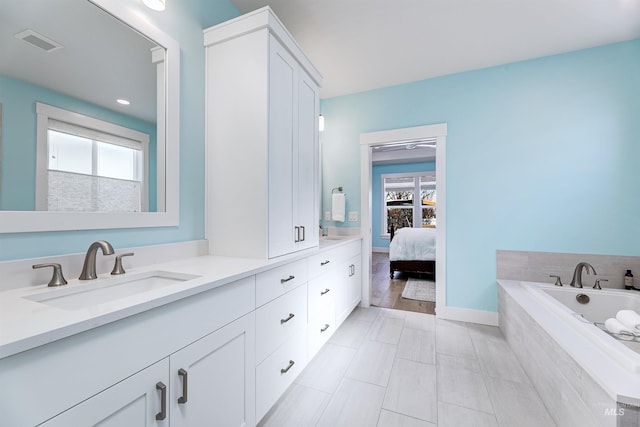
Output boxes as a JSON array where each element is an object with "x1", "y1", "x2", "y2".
[
  {"x1": 0, "y1": 75, "x2": 157, "y2": 211},
  {"x1": 371, "y1": 161, "x2": 435, "y2": 250},
  {"x1": 0, "y1": 0, "x2": 239, "y2": 261},
  {"x1": 320, "y1": 38, "x2": 640, "y2": 312}
]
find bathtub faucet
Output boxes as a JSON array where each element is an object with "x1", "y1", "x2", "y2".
[{"x1": 569, "y1": 262, "x2": 596, "y2": 288}]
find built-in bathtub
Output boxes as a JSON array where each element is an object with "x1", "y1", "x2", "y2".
[{"x1": 498, "y1": 280, "x2": 640, "y2": 427}]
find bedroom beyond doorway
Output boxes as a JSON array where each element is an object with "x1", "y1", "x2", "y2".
[{"x1": 371, "y1": 252, "x2": 436, "y2": 315}]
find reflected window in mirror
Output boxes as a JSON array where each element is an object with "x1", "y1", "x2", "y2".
[{"x1": 35, "y1": 103, "x2": 150, "y2": 213}]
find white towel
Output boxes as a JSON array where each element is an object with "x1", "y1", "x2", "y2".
[
  {"x1": 616, "y1": 310, "x2": 640, "y2": 333},
  {"x1": 332, "y1": 193, "x2": 345, "y2": 222},
  {"x1": 604, "y1": 318, "x2": 635, "y2": 340}
]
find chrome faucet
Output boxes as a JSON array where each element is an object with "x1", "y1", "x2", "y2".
[
  {"x1": 569, "y1": 262, "x2": 597, "y2": 288},
  {"x1": 79, "y1": 240, "x2": 115, "y2": 280}
]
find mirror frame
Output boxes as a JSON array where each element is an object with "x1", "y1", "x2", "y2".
[{"x1": 0, "y1": 0, "x2": 180, "y2": 233}]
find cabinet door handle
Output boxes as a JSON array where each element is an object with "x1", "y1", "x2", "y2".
[
  {"x1": 280, "y1": 360, "x2": 295, "y2": 374},
  {"x1": 294, "y1": 226, "x2": 300, "y2": 243},
  {"x1": 320, "y1": 288, "x2": 330, "y2": 296},
  {"x1": 178, "y1": 368, "x2": 188, "y2": 404},
  {"x1": 280, "y1": 275, "x2": 295, "y2": 284},
  {"x1": 280, "y1": 313, "x2": 295, "y2": 324},
  {"x1": 321, "y1": 260, "x2": 330, "y2": 266},
  {"x1": 320, "y1": 324, "x2": 330, "y2": 332},
  {"x1": 155, "y1": 381, "x2": 167, "y2": 420},
  {"x1": 349, "y1": 264, "x2": 355, "y2": 277},
  {"x1": 300, "y1": 226, "x2": 305, "y2": 241}
]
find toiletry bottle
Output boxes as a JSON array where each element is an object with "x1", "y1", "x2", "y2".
[{"x1": 624, "y1": 270, "x2": 633, "y2": 290}]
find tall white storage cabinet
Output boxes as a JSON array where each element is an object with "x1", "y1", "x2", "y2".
[{"x1": 204, "y1": 7, "x2": 322, "y2": 259}]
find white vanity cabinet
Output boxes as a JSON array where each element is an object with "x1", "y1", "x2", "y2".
[
  {"x1": 254, "y1": 260, "x2": 309, "y2": 421},
  {"x1": 307, "y1": 240, "x2": 362, "y2": 358},
  {"x1": 1, "y1": 277, "x2": 256, "y2": 427},
  {"x1": 41, "y1": 313, "x2": 255, "y2": 427},
  {"x1": 204, "y1": 6, "x2": 322, "y2": 260}
]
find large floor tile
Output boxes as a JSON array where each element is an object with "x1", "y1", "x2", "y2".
[
  {"x1": 348, "y1": 306, "x2": 382, "y2": 323},
  {"x1": 329, "y1": 316, "x2": 372, "y2": 348},
  {"x1": 403, "y1": 311, "x2": 435, "y2": 331},
  {"x1": 316, "y1": 378, "x2": 386, "y2": 427},
  {"x1": 345, "y1": 340, "x2": 397, "y2": 386},
  {"x1": 377, "y1": 409, "x2": 436, "y2": 427},
  {"x1": 485, "y1": 376, "x2": 556, "y2": 427},
  {"x1": 368, "y1": 315, "x2": 404, "y2": 344},
  {"x1": 296, "y1": 343, "x2": 357, "y2": 394},
  {"x1": 382, "y1": 359, "x2": 437, "y2": 423},
  {"x1": 258, "y1": 383, "x2": 331, "y2": 427},
  {"x1": 437, "y1": 402, "x2": 498, "y2": 427},
  {"x1": 397, "y1": 328, "x2": 435, "y2": 365},
  {"x1": 435, "y1": 319, "x2": 477, "y2": 359},
  {"x1": 437, "y1": 354, "x2": 494, "y2": 414}
]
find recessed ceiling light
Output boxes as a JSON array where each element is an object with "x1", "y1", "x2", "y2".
[
  {"x1": 117, "y1": 99, "x2": 130, "y2": 105},
  {"x1": 142, "y1": 0, "x2": 166, "y2": 11}
]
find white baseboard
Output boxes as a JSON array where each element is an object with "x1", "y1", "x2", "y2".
[
  {"x1": 436, "y1": 305, "x2": 499, "y2": 326},
  {"x1": 372, "y1": 247, "x2": 389, "y2": 253}
]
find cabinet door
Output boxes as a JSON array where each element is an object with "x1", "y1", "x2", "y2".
[
  {"x1": 40, "y1": 359, "x2": 170, "y2": 427},
  {"x1": 268, "y1": 35, "x2": 297, "y2": 258},
  {"x1": 295, "y1": 70, "x2": 319, "y2": 251},
  {"x1": 348, "y1": 254, "x2": 362, "y2": 310},
  {"x1": 169, "y1": 312, "x2": 255, "y2": 427}
]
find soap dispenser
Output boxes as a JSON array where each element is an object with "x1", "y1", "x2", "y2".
[{"x1": 624, "y1": 270, "x2": 634, "y2": 290}]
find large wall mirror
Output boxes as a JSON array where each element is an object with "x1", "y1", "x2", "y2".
[{"x1": 0, "y1": 0, "x2": 179, "y2": 232}]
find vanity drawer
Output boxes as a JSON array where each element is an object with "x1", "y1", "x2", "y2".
[
  {"x1": 256, "y1": 259, "x2": 307, "y2": 307},
  {"x1": 307, "y1": 269, "x2": 338, "y2": 318},
  {"x1": 308, "y1": 301, "x2": 336, "y2": 360},
  {"x1": 255, "y1": 283, "x2": 307, "y2": 364},
  {"x1": 255, "y1": 330, "x2": 307, "y2": 421},
  {"x1": 308, "y1": 240, "x2": 361, "y2": 279}
]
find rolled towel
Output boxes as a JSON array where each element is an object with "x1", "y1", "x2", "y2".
[
  {"x1": 616, "y1": 310, "x2": 640, "y2": 333},
  {"x1": 604, "y1": 318, "x2": 635, "y2": 340}
]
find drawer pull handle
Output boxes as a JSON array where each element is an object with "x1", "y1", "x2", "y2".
[
  {"x1": 280, "y1": 360, "x2": 295, "y2": 374},
  {"x1": 321, "y1": 288, "x2": 330, "y2": 296},
  {"x1": 280, "y1": 275, "x2": 295, "y2": 284},
  {"x1": 321, "y1": 260, "x2": 330, "y2": 266},
  {"x1": 178, "y1": 368, "x2": 188, "y2": 404},
  {"x1": 320, "y1": 324, "x2": 330, "y2": 332},
  {"x1": 155, "y1": 381, "x2": 167, "y2": 420},
  {"x1": 281, "y1": 313, "x2": 295, "y2": 324}
]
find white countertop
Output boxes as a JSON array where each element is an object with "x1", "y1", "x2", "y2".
[{"x1": 0, "y1": 236, "x2": 361, "y2": 359}]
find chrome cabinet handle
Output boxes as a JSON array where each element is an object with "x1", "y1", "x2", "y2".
[
  {"x1": 294, "y1": 226, "x2": 300, "y2": 243},
  {"x1": 281, "y1": 313, "x2": 295, "y2": 324},
  {"x1": 280, "y1": 275, "x2": 295, "y2": 284},
  {"x1": 300, "y1": 226, "x2": 305, "y2": 241},
  {"x1": 155, "y1": 382, "x2": 167, "y2": 420},
  {"x1": 321, "y1": 260, "x2": 330, "y2": 266},
  {"x1": 178, "y1": 368, "x2": 188, "y2": 404},
  {"x1": 349, "y1": 264, "x2": 355, "y2": 277},
  {"x1": 320, "y1": 288, "x2": 330, "y2": 296},
  {"x1": 280, "y1": 360, "x2": 295, "y2": 374},
  {"x1": 320, "y1": 324, "x2": 330, "y2": 332}
]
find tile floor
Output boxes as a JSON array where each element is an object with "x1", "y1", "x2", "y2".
[{"x1": 258, "y1": 306, "x2": 557, "y2": 427}]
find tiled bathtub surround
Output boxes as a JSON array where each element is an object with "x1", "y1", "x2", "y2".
[
  {"x1": 498, "y1": 281, "x2": 640, "y2": 427},
  {"x1": 496, "y1": 249, "x2": 640, "y2": 289}
]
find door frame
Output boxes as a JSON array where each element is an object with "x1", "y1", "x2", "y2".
[{"x1": 359, "y1": 123, "x2": 447, "y2": 316}]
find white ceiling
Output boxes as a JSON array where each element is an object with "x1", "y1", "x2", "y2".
[{"x1": 230, "y1": 0, "x2": 640, "y2": 99}]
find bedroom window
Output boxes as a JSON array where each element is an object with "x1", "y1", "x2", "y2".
[{"x1": 383, "y1": 172, "x2": 436, "y2": 236}]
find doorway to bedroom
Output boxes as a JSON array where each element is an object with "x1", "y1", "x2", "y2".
[
  {"x1": 359, "y1": 123, "x2": 447, "y2": 317},
  {"x1": 371, "y1": 166, "x2": 436, "y2": 314}
]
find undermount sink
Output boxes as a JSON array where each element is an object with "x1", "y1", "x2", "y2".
[{"x1": 24, "y1": 271, "x2": 200, "y2": 310}]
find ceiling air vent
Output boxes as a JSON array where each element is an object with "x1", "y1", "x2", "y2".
[{"x1": 14, "y1": 29, "x2": 62, "y2": 52}]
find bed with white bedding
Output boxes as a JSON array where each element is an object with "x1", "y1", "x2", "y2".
[{"x1": 389, "y1": 227, "x2": 436, "y2": 278}]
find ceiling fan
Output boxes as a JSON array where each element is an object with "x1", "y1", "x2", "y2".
[{"x1": 372, "y1": 138, "x2": 436, "y2": 152}]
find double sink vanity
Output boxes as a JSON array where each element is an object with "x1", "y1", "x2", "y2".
[{"x1": 0, "y1": 236, "x2": 362, "y2": 426}]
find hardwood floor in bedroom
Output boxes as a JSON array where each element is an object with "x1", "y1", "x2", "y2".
[{"x1": 371, "y1": 252, "x2": 436, "y2": 315}]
